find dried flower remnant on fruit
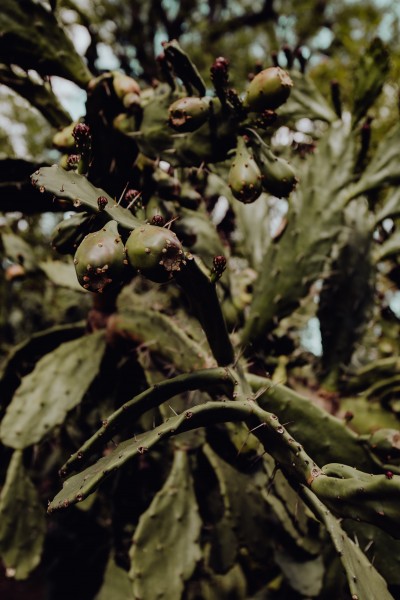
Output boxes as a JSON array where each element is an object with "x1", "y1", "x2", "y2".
[{"x1": 151, "y1": 214, "x2": 165, "y2": 227}]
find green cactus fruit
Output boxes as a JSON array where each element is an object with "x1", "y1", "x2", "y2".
[
  {"x1": 253, "y1": 141, "x2": 298, "y2": 198},
  {"x1": 112, "y1": 72, "x2": 141, "y2": 99},
  {"x1": 112, "y1": 113, "x2": 136, "y2": 134},
  {"x1": 125, "y1": 224, "x2": 184, "y2": 282},
  {"x1": 74, "y1": 220, "x2": 127, "y2": 293},
  {"x1": 243, "y1": 67, "x2": 293, "y2": 112},
  {"x1": 168, "y1": 96, "x2": 211, "y2": 132},
  {"x1": 366, "y1": 428, "x2": 400, "y2": 464},
  {"x1": 228, "y1": 136, "x2": 263, "y2": 203},
  {"x1": 122, "y1": 92, "x2": 141, "y2": 112},
  {"x1": 53, "y1": 122, "x2": 77, "y2": 151},
  {"x1": 51, "y1": 212, "x2": 94, "y2": 255}
]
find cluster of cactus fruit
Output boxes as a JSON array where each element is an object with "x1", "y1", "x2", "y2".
[{"x1": 3, "y1": 10, "x2": 400, "y2": 598}]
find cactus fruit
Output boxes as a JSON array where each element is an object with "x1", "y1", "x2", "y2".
[
  {"x1": 112, "y1": 72, "x2": 141, "y2": 99},
  {"x1": 252, "y1": 140, "x2": 298, "y2": 198},
  {"x1": 168, "y1": 96, "x2": 211, "y2": 132},
  {"x1": 243, "y1": 67, "x2": 293, "y2": 112},
  {"x1": 52, "y1": 122, "x2": 76, "y2": 151},
  {"x1": 74, "y1": 220, "x2": 127, "y2": 293},
  {"x1": 364, "y1": 429, "x2": 400, "y2": 465},
  {"x1": 125, "y1": 224, "x2": 184, "y2": 282},
  {"x1": 228, "y1": 136, "x2": 263, "y2": 203},
  {"x1": 51, "y1": 212, "x2": 96, "y2": 255}
]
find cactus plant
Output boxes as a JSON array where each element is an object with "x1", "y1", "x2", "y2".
[{"x1": 3, "y1": 9, "x2": 400, "y2": 600}]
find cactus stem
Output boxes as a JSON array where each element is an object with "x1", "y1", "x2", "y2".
[{"x1": 61, "y1": 366, "x2": 236, "y2": 476}]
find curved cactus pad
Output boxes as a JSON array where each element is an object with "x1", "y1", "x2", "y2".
[
  {"x1": 129, "y1": 450, "x2": 202, "y2": 600},
  {"x1": 0, "y1": 451, "x2": 46, "y2": 580},
  {"x1": 0, "y1": 331, "x2": 106, "y2": 449},
  {"x1": 302, "y1": 486, "x2": 394, "y2": 600},
  {"x1": 31, "y1": 166, "x2": 142, "y2": 230}
]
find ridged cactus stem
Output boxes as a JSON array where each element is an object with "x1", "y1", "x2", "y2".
[
  {"x1": 60, "y1": 367, "x2": 236, "y2": 476},
  {"x1": 247, "y1": 373, "x2": 380, "y2": 472},
  {"x1": 174, "y1": 254, "x2": 235, "y2": 366},
  {"x1": 300, "y1": 485, "x2": 394, "y2": 600}
]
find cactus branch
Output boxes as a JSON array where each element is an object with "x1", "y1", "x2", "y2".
[
  {"x1": 49, "y1": 398, "x2": 321, "y2": 511},
  {"x1": 174, "y1": 254, "x2": 235, "y2": 366},
  {"x1": 300, "y1": 485, "x2": 394, "y2": 600},
  {"x1": 61, "y1": 367, "x2": 236, "y2": 476}
]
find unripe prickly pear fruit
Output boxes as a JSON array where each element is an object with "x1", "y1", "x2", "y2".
[
  {"x1": 253, "y1": 142, "x2": 297, "y2": 198},
  {"x1": 74, "y1": 221, "x2": 127, "y2": 293},
  {"x1": 53, "y1": 123, "x2": 77, "y2": 151},
  {"x1": 365, "y1": 428, "x2": 400, "y2": 464},
  {"x1": 113, "y1": 72, "x2": 141, "y2": 99},
  {"x1": 243, "y1": 67, "x2": 293, "y2": 112},
  {"x1": 228, "y1": 136, "x2": 262, "y2": 203},
  {"x1": 125, "y1": 224, "x2": 184, "y2": 282},
  {"x1": 122, "y1": 92, "x2": 141, "y2": 112},
  {"x1": 168, "y1": 96, "x2": 211, "y2": 132}
]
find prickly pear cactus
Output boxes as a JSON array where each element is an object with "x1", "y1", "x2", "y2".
[{"x1": 3, "y1": 13, "x2": 400, "y2": 600}]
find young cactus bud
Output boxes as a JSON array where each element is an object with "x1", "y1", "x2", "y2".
[
  {"x1": 151, "y1": 214, "x2": 165, "y2": 227},
  {"x1": 228, "y1": 136, "x2": 263, "y2": 204},
  {"x1": 97, "y1": 196, "x2": 108, "y2": 211},
  {"x1": 125, "y1": 224, "x2": 184, "y2": 282},
  {"x1": 74, "y1": 220, "x2": 127, "y2": 293},
  {"x1": 67, "y1": 154, "x2": 80, "y2": 170},
  {"x1": 113, "y1": 72, "x2": 141, "y2": 99},
  {"x1": 243, "y1": 67, "x2": 293, "y2": 112},
  {"x1": 168, "y1": 96, "x2": 211, "y2": 132},
  {"x1": 211, "y1": 255, "x2": 227, "y2": 283},
  {"x1": 72, "y1": 123, "x2": 91, "y2": 152},
  {"x1": 253, "y1": 142, "x2": 298, "y2": 198}
]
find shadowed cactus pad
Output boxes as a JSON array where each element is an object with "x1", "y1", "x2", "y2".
[
  {"x1": 243, "y1": 67, "x2": 293, "y2": 112},
  {"x1": 74, "y1": 220, "x2": 127, "y2": 292},
  {"x1": 125, "y1": 224, "x2": 184, "y2": 282}
]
